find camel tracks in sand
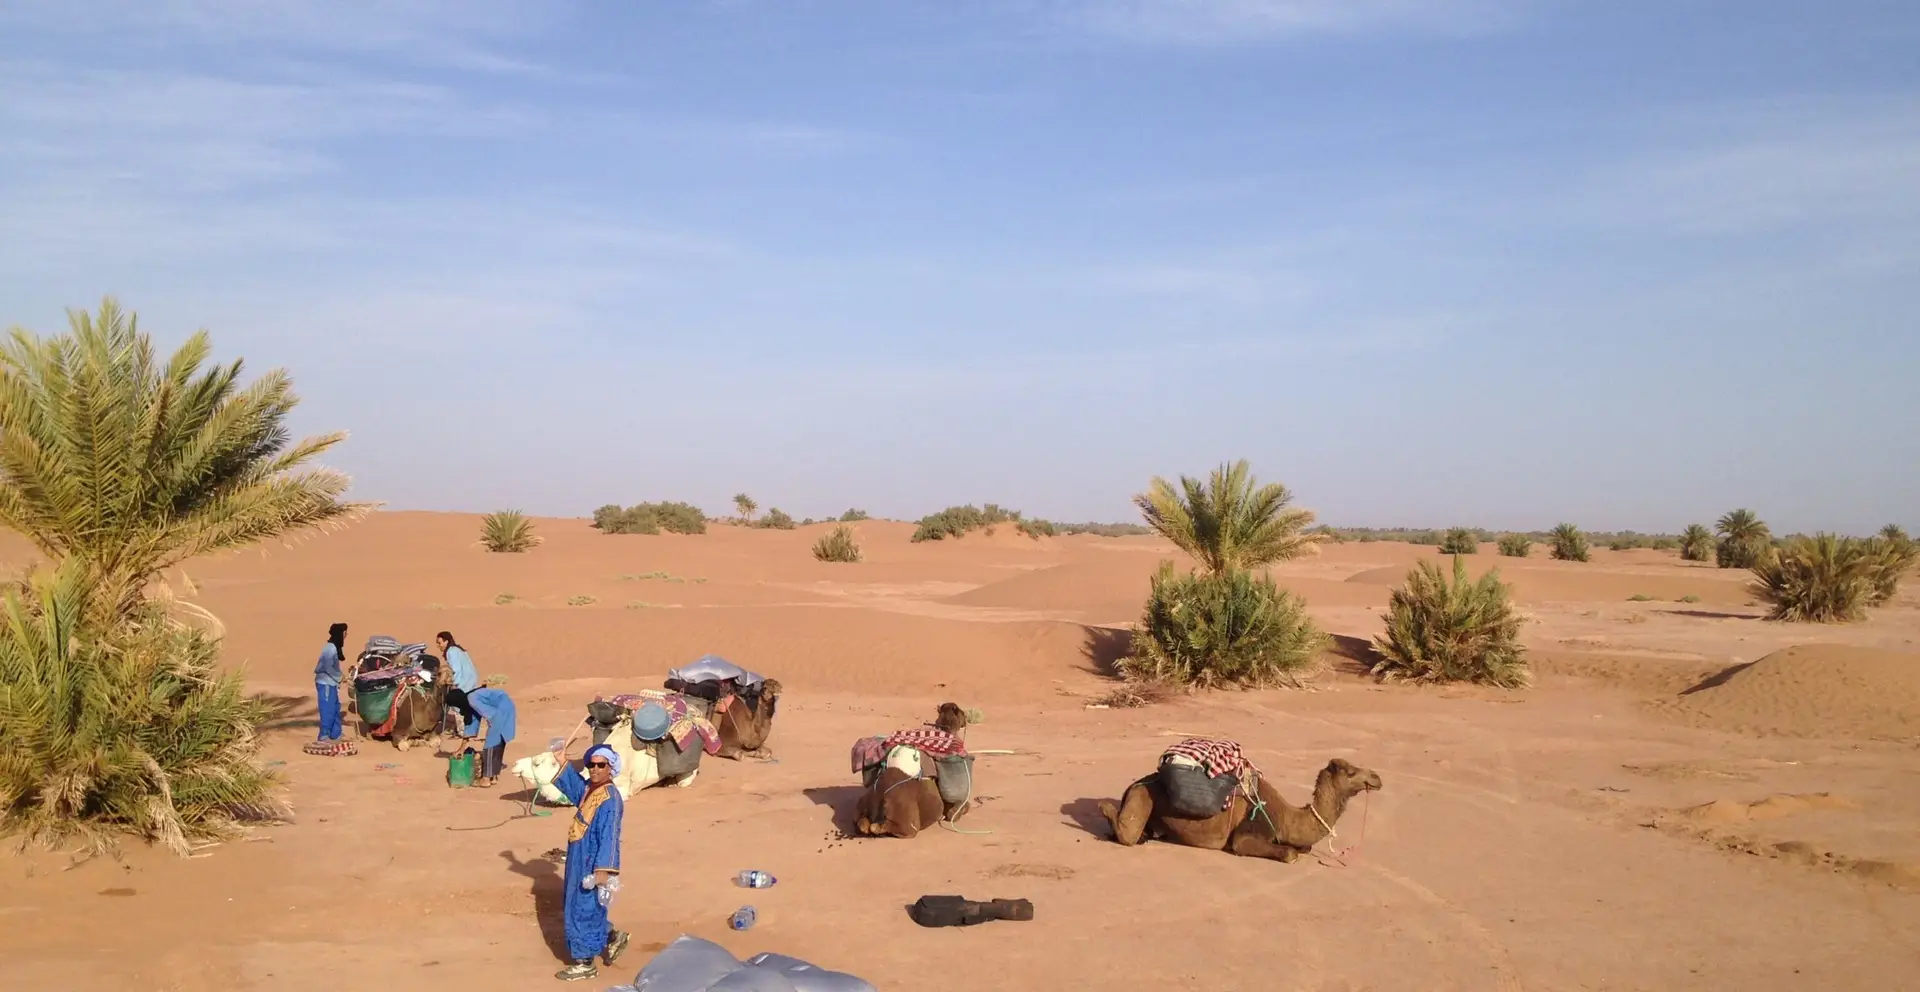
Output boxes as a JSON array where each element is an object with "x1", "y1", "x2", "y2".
[{"x1": 1361, "y1": 864, "x2": 1525, "y2": 992}]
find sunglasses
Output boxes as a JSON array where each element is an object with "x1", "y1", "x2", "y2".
[{"x1": 587, "y1": 760, "x2": 611, "y2": 769}]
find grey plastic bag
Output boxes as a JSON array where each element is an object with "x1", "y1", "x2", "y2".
[
  {"x1": 743, "y1": 953, "x2": 880, "y2": 992},
  {"x1": 667, "y1": 654, "x2": 765, "y2": 686},
  {"x1": 932, "y1": 754, "x2": 974, "y2": 806},
  {"x1": 630, "y1": 935, "x2": 742, "y2": 990}
]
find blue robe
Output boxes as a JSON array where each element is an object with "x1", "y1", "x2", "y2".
[{"x1": 551, "y1": 765, "x2": 623, "y2": 961}]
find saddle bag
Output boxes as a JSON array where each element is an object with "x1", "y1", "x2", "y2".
[
  {"x1": 648, "y1": 732, "x2": 703, "y2": 780},
  {"x1": 931, "y1": 754, "x2": 975, "y2": 806},
  {"x1": 1158, "y1": 756, "x2": 1239, "y2": 818}
]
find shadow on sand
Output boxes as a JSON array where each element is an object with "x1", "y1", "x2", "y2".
[
  {"x1": 1060, "y1": 798, "x2": 1112, "y2": 839},
  {"x1": 256, "y1": 693, "x2": 318, "y2": 733},
  {"x1": 803, "y1": 785, "x2": 865, "y2": 835},
  {"x1": 1662, "y1": 608, "x2": 1758, "y2": 621},
  {"x1": 1079, "y1": 624, "x2": 1131, "y2": 678},
  {"x1": 501, "y1": 850, "x2": 569, "y2": 962},
  {"x1": 1679, "y1": 660, "x2": 1758, "y2": 696},
  {"x1": 1324, "y1": 634, "x2": 1379, "y2": 677}
]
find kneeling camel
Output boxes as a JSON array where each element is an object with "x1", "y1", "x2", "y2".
[
  {"x1": 854, "y1": 703, "x2": 971, "y2": 839},
  {"x1": 1101, "y1": 758, "x2": 1382, "y2": 862}
]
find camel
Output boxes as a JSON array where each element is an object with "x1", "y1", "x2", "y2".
[
  {"x1": 853, "y1": 702, "x2": 973, "y2": 839},
  {"x1": 510, "y1": 740, "x2": 684, "y2": 805},
  {"x1": 667, "y1": 677, "x2": 784, "y2": 760},
  {"x1": 1099, "y1": 757, "x2": 1382, "y2": 863},
  {"x1": 347, "y1": 659, "x2": 453, "y2": 752}
]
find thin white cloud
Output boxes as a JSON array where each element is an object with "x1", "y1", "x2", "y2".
[{"x1": 1038, "y1": 0, "x2": 1537, "y2": 43}]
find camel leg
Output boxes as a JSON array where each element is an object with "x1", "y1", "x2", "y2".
[
  {"x1": 1225, "y1": 828, "x2": 1300, "y2": 862},
  {"x1": 740, "y1": 745, "x2": 775, "y2": 761},
  {"x1": 1102, "y1": 782, "x2": 1154, "y2": 846}
]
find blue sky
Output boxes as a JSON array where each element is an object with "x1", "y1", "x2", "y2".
[{"x1": 2, "y1": 1, "x2": 1915, "y2": 533}]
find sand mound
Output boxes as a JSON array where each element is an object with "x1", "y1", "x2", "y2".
[
  {"x1": 1681, "y1": 792, "x2": 1859, "y2": 824},
  {"x1": 1646, "y1": 644, "x2": 1920, "y2": 740}
]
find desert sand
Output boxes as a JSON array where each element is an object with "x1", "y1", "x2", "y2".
[{"x1": 2, "y1": 512, "x2": 1918, "y2": 990}]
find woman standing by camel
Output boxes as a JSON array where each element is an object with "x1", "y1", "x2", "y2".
[
  {"x1": 437, "y1": 630, "x2": 481, "y2": 733},
  {"x1": 546, "y1": 741, "x2": 631, "y2": 981},
  {"x1": 466, "y1": 685, "x2": 517, "y2": 787},
  {"x1": 313, "y1": 622, "x2": 348, "y2": 744}
]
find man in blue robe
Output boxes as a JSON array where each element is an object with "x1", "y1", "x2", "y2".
[
  {"x1": 466, "y1": 686, "x2": 516, "y2": 788},
  {"x1": 548, "y1": 741, "x2": 630, "y2": 981}
]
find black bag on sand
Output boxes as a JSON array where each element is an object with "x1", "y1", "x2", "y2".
[
  {"x1": 1159, "y1": 759, "x2": 1239, "y2": 819},
  {"x1": 909, "y1": 895, "x2": 1034, "y2": 928}
]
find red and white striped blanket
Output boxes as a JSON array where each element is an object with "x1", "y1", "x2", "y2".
[
  {"x1": 1162, "y1": 737, "x2": 1251, "y2": 780},
  {"x1": 882, "y1": 727, "x2": 968, "y2": 758}
]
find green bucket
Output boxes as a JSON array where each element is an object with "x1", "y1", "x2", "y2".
[
  {"x1": 448, "y1": 749, "x2": 476, "y2": 788},
  {"x1": 357, "y1": 683, "x2": 397, "y2": 726}
]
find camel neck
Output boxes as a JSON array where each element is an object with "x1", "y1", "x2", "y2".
[{"x1": 1309, "y1": 774, "x2": 1348, "y2": 832}]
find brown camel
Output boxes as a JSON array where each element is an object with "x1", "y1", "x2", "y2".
[
  {"x1": 352, "y1": 665, "x2": 453, "y2": 751},
  {"x1": 664, "y1": 677, "x2": 783, "y2": 760},
  {"x1": 853, "y1": 702, "x2": 973, "y2": 838},
  {"x1": 1099, "y1": 758, "x2": 1382, "y2": 863}
]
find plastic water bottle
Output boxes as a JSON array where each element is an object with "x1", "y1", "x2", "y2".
[
  {"x1": 735, "y1": 870, "x2": 775, "y2": 889},
  {"x1": 729, "y1": 905, "x2": 756, "y2": 931}
]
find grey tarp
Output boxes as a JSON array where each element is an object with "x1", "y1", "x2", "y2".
[
  {"x1": 615, "y1": 935, "x2": 876, "y2": 992},
  {"x1": 665, "y1": 654, "x2": 766, "y2": 687}
]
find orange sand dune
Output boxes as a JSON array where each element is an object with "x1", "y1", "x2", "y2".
[{"x1": 3, "y1": 511, "x2": 1920, "y2": 991}]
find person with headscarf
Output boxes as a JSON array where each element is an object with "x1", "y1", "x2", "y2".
[
  {"x1": 436, "y1": 630, "x2": 482, "y2": 732},
  {"x1": 465, "y1": 684, "x2": 517, "y2": 787},
  {"x1": 314, "y1": 622, "x2": 348, "y2": 742},
  {"x1": 546, "y1": 739, "x2": 631, "y2": 981}
]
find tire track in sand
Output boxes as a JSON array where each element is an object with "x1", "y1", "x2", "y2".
[{"x1": 1359, "y1": 862, "x2": 1525, "y2": 992}]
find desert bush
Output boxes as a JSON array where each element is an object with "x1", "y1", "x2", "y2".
[
  {"x1": 1132, "y1": 459, "x2": 1324, "y2": 575},
  {"x1": 481, "y1": 510, "x2": 540, "y2": 552},
  {"x1": 1119, "y1": 562, "x2": 1325, "y2": 689},
  {"x1": 1866, "y1": 526, "x2": 1918, "y2": 606},
  {"x1": 1650, "y1": 536, "x2": 1678, "y2": 551},
  {"x1": 1496, "y1": 534, "x2": 1532, "y2": 558},
  {"x1": 1715, "y1": 508, "x2": 1771, "y2": 569},
  {"x1": 1607, "y1": 533, "x2": 1646, "y2": 551},
  {"x1": 1549, "y1": 523, "x2": 1590, "y2": 562},
  {"x1": 1679, "y1": 524, "x2": 1713, "y2": 562},
  {"x1": 0, "y1": 297, "x2": 363, "y2": 616},
  {"x1": 1370, "y1": 555, "x2": 1529, "y2": 688},
  {"x1": 811, "y1": 525, "x2": 862, "y2": 563},
  {"x1": 911, "y1": 503, "x2": 1022, "y2": 541},
  {"x1": 839, "y1": 508, "x2": 869, "y2": 522},
  {"x1": 1054, "y1": 521, "x2": 1155, "y2": 537},
  {"x1": 0, "y1": 554, "x2": 287, "y2": 855},
  {"x1": 594, "y1": 501, "x2": 707, "y2": 535},
  {"x1": 1751, "y1": 533, "x2": 1877, "y2": 623},
  {"x1": 733, "y1": 493, "x2": 757, "y2": 521},
  {"x1": 1017, "y1": 517, "x2": 1057, "y2": 538},
  {"x1": 1440, "y1": 528, "x2": 1479, "y2": 555},
  {"x1": 566, "y1": 595, "x2": 596, "y2": 606},
  {"x1": 753, "y1": 507, "x2": 796, "y2": 530}
]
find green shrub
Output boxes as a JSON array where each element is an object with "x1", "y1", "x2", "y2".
[
  {"x1": 1679, "y1": 524, "x2": 1713, "y2": 562},
  {"x1": 1440, "y1": 528, "x2": 1479, "y2": 555},
  {"x1": 0, "y1": 562, "x2": 287, "y2": 855},
  {"x1": 1751, "y1": 533, "x2": 1877, "y2": 623},
  {"x1": 1627, "y1": 593, "x2": 1654, "y2": 602},
  {"x1": 754, "y1": 508, "x2": 796, "y2": 530},
  {"x1": 839, "y1": 508, "x2": 870, "y2": 522},
  {"x1": 1055, "y1": 521, "x2": 1155, "y2": 537},
  {"x1": 1866, "y1": 527, "x2": 1918, "y2": 606},
  {"x1": 595, "y1": 501, "x2": 707, "y2": 535},
  {"x1": 1679, "y1": 594, "x2": 1701, "y2": 603},
  {"x1": 1496, "y1": 534, "x2": 1532, "y2": 558},
  {"x1": 1549, "y1": 523, "x2": 1590, "y2": 562},
  {"x1": 812, "y1": 525, "x2": 862, "y2": 563},
  {"x1": 1607, "y1": 533, "x2": 1647, "y2": 551},
  {"x1": 733, "y1": 493, "x2": 757, "y2": 521},
  {"x1": 911, "y1": 504, "x2": 1024, "y2": 541},
  {"x1": 1017, "y1": 518, "x2": 1056, "y2": 538},
  {"x1": 1370, "y1": 555, "x2": 1529, "y2": 688},
  {"x1": 480, "y1": 510, "x2": 540, "y2": 552},
  {"x1": 1715, "y1": 508, "x2": 1771, "y2": 569},
  {"x1": 1119, "y1": 562, "x2": 1325, "y2": 689},
  {"x1": 567, "y1": 595, "x2": 596, "y2": 606},
  {"x1": 1650, "y1": 536, "x2": 1678, "y2": 551}
]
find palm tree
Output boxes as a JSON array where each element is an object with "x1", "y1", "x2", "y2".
[
  {"x1": 733, "y1": 493, "x2": 757, "y2": 521},
  {"x1": 1679, "y1": 524, "x2": 1713, "y2": 562},
  {"x1": 1715, "y1": 508, "x2": 1771, "y2": 569},
  {"x1": 0, "y1": 297, "x2": 368, "y2": 614},
  {"x1": 1131, "y1": 459, "x2": 1324, "y2": 575}
]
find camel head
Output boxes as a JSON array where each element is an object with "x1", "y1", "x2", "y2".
[
  {"x1": 755, "y1": 679, "x2": 782, "y2": 718},
  {"x1": 933, "y1": 702, "x2": 968, "y2": 735},
  {"x1": 1322, "y1": 758, "x2": 1383, "y2": 797}
]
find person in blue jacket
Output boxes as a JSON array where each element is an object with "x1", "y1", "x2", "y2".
[
  {"x1": 548, "y1": 740, "x2": 631, "y2": 981},
  {"x1": 313, "y1": 622, "x2": 347, "y2": 742},
  {"x1": 465, "y1": 685, "x2": 516, "y2": 788},
  {"x1": 436, "y1": 630, "x2": 482, "y2": 733}
]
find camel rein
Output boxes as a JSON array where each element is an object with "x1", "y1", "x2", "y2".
[{"x1": 1242, "y1": 775, "x2": 1370, "y2": 869}]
